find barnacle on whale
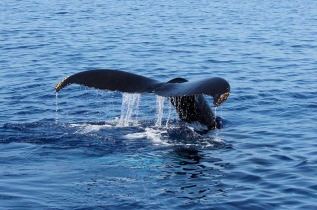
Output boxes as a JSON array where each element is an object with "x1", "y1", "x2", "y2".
[
  {"x1": 215, "y1": 92, "x2": 230, "y2": 107},
  {"x1": 55, "y1": 76, "x2": 69, "y2": 92}
]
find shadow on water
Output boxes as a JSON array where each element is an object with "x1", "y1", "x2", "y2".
[{"x1": 161, "y1": 143, "x2": 233, "y2": 203}]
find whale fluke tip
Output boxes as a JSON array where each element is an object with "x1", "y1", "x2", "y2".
[{"x1": 55, "y1": 76, "x2": 69, "y2": 92}]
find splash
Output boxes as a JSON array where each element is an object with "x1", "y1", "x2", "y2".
[
  {"x1": 155, "y1": 96, "x2": 165, "y2": 127},
  {"x1": 55, "y1": 92, "x2": 59, "y2": 124},
  {"x1": 118, "y1": 93, "x2": 141, "y2": 126}
]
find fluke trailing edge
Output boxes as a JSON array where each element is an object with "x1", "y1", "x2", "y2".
[{"x1": 55, "y1": 69, "x2": 230, "y2": 130}]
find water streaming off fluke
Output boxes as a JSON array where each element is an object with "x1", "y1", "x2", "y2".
[
  {"x1": 118, "y1": 93, "x2": 141, "y2": 126},
  {"x1": 155, "y1": 96, "x2": 165, "y2": 127},
  {"x1": 166, "y1": 100, "x2": 172, "y2": 128},
  {"x1": 55, "y1": 92, "x2": 59, "y2": 124}
]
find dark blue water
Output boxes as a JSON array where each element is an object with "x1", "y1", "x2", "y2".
[{"x1": 1, "y1": 0, "x2": 317, "y2": 209}]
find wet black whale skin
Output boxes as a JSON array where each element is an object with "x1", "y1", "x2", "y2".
[{"x1": 55, "y1": 69, "x2": 230, "y2": 130}]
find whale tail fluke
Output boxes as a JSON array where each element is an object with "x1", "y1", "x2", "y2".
[
  {"x1": 155, "y1": 77, "x2": 230, "y2": 107},
  {"x1": 55, "y1": 69, "x2": 162, "y2": 94},
  {"x1": 55, "y1": 69, "x2": 230, "y2": 130},
  {"x1": 55, "y1": 69, "x2": 230, "y2": 107}
]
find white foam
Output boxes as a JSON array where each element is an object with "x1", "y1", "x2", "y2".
[
  {"x1": 70, "y1": 123, "x2": 113, "y2": 134},
  {"x1": 213, "y1": 137, "x2": 225, "y2": 143},
  {"x1": 124, "y1": 127, "x2": 170, "y2": 145},
  {"x1": 124, "y1": 132, "x2": 147, "y2": 139},
  {"x1": 187, "y1": 122, "x2": 208, "y2": 132}
]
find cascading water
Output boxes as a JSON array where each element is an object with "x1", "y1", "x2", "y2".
[
  {"x1": 118, "y1": 93, "x2": 141, "y2": 126},
  {"x1": 214, "y1": 106, "x2": 221, "y2": 140},
  {"x1": 165, "y1": 99, "x2": 172, "y2": 128},
  {"x1": 134, "y1": 94, "x2": 140, "y2": 122},
  {"x1": 55, "y1": 92, "x2": 59, "y2": 124},
  {"x1": 155, "y1": 96, "x2": 165, "y2": 127},
  {"x1": 214, "y1": 107, "x2": 217, "y2": 128}
]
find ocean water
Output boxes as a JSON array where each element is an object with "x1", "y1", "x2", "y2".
[{"x1": 1, "y1": 0, "x2": 317, "y2": 209}]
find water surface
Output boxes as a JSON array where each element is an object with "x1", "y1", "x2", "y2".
[{"x1": 1, "y1": 0, "x2": 317, "y2": 209}]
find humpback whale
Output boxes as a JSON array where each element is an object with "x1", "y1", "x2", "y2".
[{"x1": 55, "y1": 69, "x2": 230, "y2": 130}]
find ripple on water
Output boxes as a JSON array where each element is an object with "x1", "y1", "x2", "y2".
[{"x1": 1, "y1": 0, "x2": 317, "y2": 209}]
